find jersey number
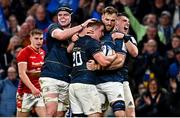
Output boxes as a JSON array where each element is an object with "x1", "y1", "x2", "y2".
[{"x1": 73, "y1": 51, "x2": 83, "y2": 66}]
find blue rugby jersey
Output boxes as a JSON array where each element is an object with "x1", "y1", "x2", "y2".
[
  {"x1": 71, "y1": 35, "x2": 102, "y2": 84},
  {"x1": 115, "y1": 35, "x2": 137, "y2": 82},
  {"x1": 96, "y1": 32, "x2": 125, "y2": 84},
  {"x1": 40, "y1": 23, "x2": 72, "y2": 82}
]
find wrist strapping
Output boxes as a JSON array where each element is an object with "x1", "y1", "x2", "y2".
[{"x1": 123, "y1": 35, "x2": 131, "y2": 43}]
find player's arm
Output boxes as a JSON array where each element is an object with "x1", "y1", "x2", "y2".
[
  {"x1": 125, "y1": 41, "x2": 138, "y2": 57},
  {"x1": 88, "y1": 52, "x2": 125, "y2": 70},
  {"x1": 52, "y1": 19, "x2": 94, "y2": 40},
  {"x1": 67, "y1": 27, "x2": 94, "y2": 53},
  {"x1": 111, "y1": 32, "x2": 125, "y2": 40},
  {"x1": 67, "y1": 42, "x2": 75, "y2": 53},
  {"x1": 18, "y1": 62, "x2": 40, "y2": 96},
  {"x1": 67, "y1": 33, "x2": 80, "y2": 53},
  {"x1": 106, "y1": 53, "x2": 126, "y2": 70},
  {"x1": 93, "y1": 52, "x2": 117, "y2": 67},
  {"x1": 124, "y1": 36, "x2": 138, "y2": 57},
  {"x1": 114, "y1": 34, "x2": 138, "y2": 57},
  {"x1": 105, "y1": 38, "x2": 127, "y2": 70}
]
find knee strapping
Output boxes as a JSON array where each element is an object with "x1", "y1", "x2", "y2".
[
  {"x1": 44, "y1": 97, "x2": 58, "y2": 104},
  {"x1": 111, "y1": 100, "x2": 125, "y2": 112}
]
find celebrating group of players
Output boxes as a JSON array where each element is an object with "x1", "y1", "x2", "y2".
[{"x1": 16, "y1": 5, "x2": 138, "y2": 117}]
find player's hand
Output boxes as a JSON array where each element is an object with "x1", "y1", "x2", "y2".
[
  {"x1": 111, "y1": 32, "x2": 124, "y2": 40},
  {"x1": 86, "y1": 60, "x2": 96, "y2": 71},
  {"x1": 81, "y1": 18, "x2": 97, "y2": 28},
  {"x1": 31, "y1": 87, "x2": 41, "y2": 98},
  {"x1": 72, "y1": 33, "x2": 79, "y2": 42},
  {"x1": 77, "y1": 26, "x2": 94, "y2": 38}
]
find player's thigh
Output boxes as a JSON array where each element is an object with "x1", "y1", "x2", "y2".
[
  {"x1": 73, "y1": 83, "x2": 102, "y2": 115},
  {"x1": 34, "y1": 96, "x2": 46, "y2": 117},
  {"x1": 57, "y1": 79, "x2": 69, "y2": 112},
  {"x1": 123, "y1": 81, "x2": 135, "y2": 109},
  {"x1": 69, "y1": 84, "x2": 83, "y2": 114},
  {"x1": 97, "y1": 82, "x2": 125, "y2": 103},
  {"x1": 40, "y1": 78, "x2": 59, "y2": 114},
  {"x1": 97, "y1": 87, "x2": 109, "y2": 112},
  {"x1": 39, "y1": 77, "x2": 60, "y2": 105},
  {"x1": 39, "y1": 77, "x2": 60, "y2": 96}
]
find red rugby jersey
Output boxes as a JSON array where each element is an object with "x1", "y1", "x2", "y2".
[{"x1": 16, "y1": 45, "x2": 45, "y2": 94}]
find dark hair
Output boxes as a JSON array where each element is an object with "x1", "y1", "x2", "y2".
[
  {"x1": 30, "y1": 29, "x2": 43, "y2": 36},
  {"x1": 87, "y1": 20, "x2": 104, "y2": 28},
  {"x1": 102, "y1": 6, "x2": 118, "y2": 15},
  {"x1": 117, "y1": 12, "x2": 129, "y2": 18}
]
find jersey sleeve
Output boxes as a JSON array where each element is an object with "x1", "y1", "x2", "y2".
[
  {"x1": 16, "y1": 48, "x2": 29, "y2": 63},
  {"x1": 115, "y1": 39, "x2": 127, "y2": 55},
  {"x1": 47, "y1": 23, "x2": 61, "y2": 35},
  {"x1": 130, "y1": 36, "x2": 137, "y2": 46},
  {"x1": 86, "y1": 39, "x2": 102, "y2": 56}
]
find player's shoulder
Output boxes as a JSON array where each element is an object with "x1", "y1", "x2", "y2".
[
  {"x1": 16, "y1": 46, "x2": 32, "y2": 60},
  {"x1": 18, "y1": 46, "x2": 31, "y2": 55},
  {"x1": 48, "y1": 23, "x2": 60, "y2": 29},
  {"x1": 86, "y1": 35, "x2": 98, "y2": 43},
  {"x1": 127, "y1": 35, "x2": 137, "y2": 45},
  {"x1": 47, "y1": 23, "x2": 62, "y2": 34},
  {"x1": 40, "y1": 48, "x2": 46, "y2": 55}
]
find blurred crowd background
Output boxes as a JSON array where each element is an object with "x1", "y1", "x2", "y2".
[{"x1": 0, "y1": 0, "x2": 179, "y2": 117}]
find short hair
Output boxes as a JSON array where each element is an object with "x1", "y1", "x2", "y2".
[
  {"x1": 117, "y1": 12, "x2": 129, "y2": 18},
  {"x1": 30, "y1": 29, "x2": 43, "y2": 36},
  {"x1": 102, "y1": 6, "x2": 118, "y2": 15},
  {"x1": 87, "y1": 20, "x2": 104, "y2": 29}
]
